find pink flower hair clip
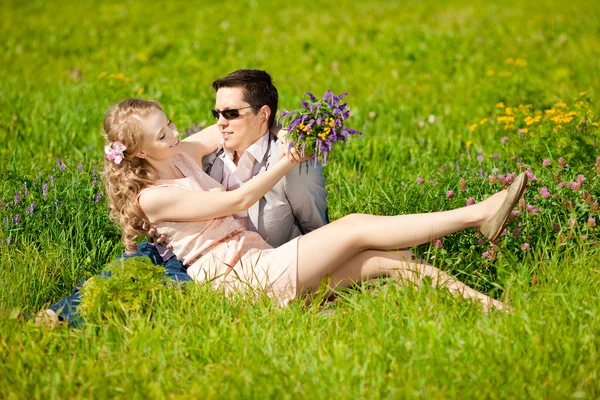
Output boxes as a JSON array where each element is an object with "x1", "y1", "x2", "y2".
[{"x1": 104, "y1": 141, "x2": 127, "y2": 164}]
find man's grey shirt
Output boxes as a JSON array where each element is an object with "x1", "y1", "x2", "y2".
[{"x1": 202, "y1": 133, "x2": 329, "y2": 247}]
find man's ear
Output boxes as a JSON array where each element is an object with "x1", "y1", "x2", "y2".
[{"x1": 260, "y1": 105, "x2": 271, "y2": 122}]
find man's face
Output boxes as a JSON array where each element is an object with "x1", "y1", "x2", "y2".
[{"x1": 214, "y1": 87, "x2": 267, "y2": 154}]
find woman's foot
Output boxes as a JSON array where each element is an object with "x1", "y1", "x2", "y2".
[
  {"x1": 34, "y1": 309, "x2": 62, "y2": 329},
  {"x1": 480, "y1": 172, "x2": 528, "y2": 241}
]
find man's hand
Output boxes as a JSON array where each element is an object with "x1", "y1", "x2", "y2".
[{"x1": 142, "y1": 222, "x2": 173, "y2": 248}]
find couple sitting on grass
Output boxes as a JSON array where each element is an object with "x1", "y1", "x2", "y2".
[{"x1": 38, "y1": 69, "x2": 527, "y2": 327}]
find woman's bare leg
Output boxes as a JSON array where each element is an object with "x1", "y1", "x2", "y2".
[
  {"x1": 296, "y1": 190, "x2": 508, "y2": 298},
  {"x1": 317, "y1": 249, "x2": 506, "y2": 312}
]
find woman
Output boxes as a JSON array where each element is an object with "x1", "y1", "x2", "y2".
[{"x1": 103, "y1": 98, "x2": 527, "y2": 312}]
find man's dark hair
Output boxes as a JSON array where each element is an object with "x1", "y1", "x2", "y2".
[{"x1": 212, "y1": 69, "x2": 278, "y2": 128}]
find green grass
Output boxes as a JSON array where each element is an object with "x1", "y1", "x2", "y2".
[{"x1": 1, "y1": 0, "x2": 600, "y2": 398}]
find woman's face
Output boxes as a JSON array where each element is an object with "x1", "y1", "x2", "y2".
[{"x1": 137, "y1": 108, "x2": 182, "y2": 161}]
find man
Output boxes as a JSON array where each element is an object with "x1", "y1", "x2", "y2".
[{"x1": 37, "y1": 69, "x2": 328, "y2": 327}]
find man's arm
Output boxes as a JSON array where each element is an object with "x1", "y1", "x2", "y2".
[{"x1": 283, "y1": 161, "x2": 329, "y2": 233}]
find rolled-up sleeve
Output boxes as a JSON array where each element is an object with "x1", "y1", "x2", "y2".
[{"x1": 283, "y1": 161, "x2": 329, "y2": 233}]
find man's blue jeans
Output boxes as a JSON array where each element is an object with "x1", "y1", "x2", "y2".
[{"x1": 48, "y1": 242, "x2": 191, "y2": 327}]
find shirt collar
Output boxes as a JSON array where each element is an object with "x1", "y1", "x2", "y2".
[{"x1": 223, "y1": 131, "x2": 270, "y2": 163}]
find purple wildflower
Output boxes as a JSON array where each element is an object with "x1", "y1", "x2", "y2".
[
  {"x1": 23, "y1": 182, "x2": 29, "y2": 196},
  {"x1": 42, "y1": 183, "x2": 48, "y2": 199},
  {"x1": 482, "y1": 250, "x2": 495, "y2": 260},
  {"x1": 588, "y1": 217, "x2": 596, "y2": 228},
  {"x1": 446, "y1": 190, "x2": 454, "y2": 198},
  {"x1": 56, "y1": 157, "x2": 66, "y2": 171},
  {"x1": 513, "y1": 227, "x2": 521, "y2": 237},
  {"x1": 558, "y1": 182, "x2": 565, "y2": 188},
  {"x1": 77, "y1": 162, "x2": 83, "y2": 171},
  {"x1": 543, "y1": 159, "x2": 551, "y2": 166},
  {"x1": 6, "y1": 237, "x2": 11, "y2": 245},
  {"x1": 14, "y1": 192, "x2": 21, "y2": 204},
  {"x1": 570, "y1": 181, "x2": 582, "y2": 191},
  {"x1": 492, "y1": 152, "x2": 499, "y2": 160},
  {"x1": 466, "y1": 197, "x2": 475, "y2": 206},
  {"x1": 92, "y1": 171, "x2": 98, "y2": 186},
  {"x1": 478, "y1": 238, "x2": 486, "y2": 245},
  {"x1": 12, "y1": 214, "x2": 20, "y2": 226},
  {"x1": 27, "y1": 202, "x2": 36, "y2": 216},
  {"x1": 552, "y1": 223, "x2": 560, "y2": 232},
  {"x1": 526, "y1": 204, "x2": 541, "y2": 214},
  {"x1": 539, "y1": 187, "x2": 550, "y2": 199},
  {"x1": 582, "y1": 235, "x2": 588, "y2": 241},
  {"x1": 95, "y1": 193, "x2": 102, "y2": 202},
  {"x1": 577, "y1": 174, "x2": 586, "y2": 184},
  {"x1": 570, "y1": 218, "x2": 577, "y2": 227},
  {"x1": 521, "y1": 242, "x2": 530, "y2": 251},
  {"x1": 433, "y1": 239, "x2": 443, "y2": 249},
  {"x1": 501, "y1": 136, "x2": 509, "y2": 144},
  {"x1": 55, "y1": 199, "x2": 59, "y2": 209},
  {"x1": 417, "y1": 177, "x2": 424, "y2": 184},
  {"x1": 49, "y1": 175, "x2": 54, "y2": 185},
  {"x1": 558, "y1": 157, "x2": 569, "y2": 167},
  {"x1": 477, "y1": 151, "x2": 484, "y2": 164}
]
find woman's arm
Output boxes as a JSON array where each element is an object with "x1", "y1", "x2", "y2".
[
  {"x1": 180, "y1": 124, "x2": 223, "y2": 163},
  {"x1": 139, "y1": 156, "x2": 298, "y2": 224}
]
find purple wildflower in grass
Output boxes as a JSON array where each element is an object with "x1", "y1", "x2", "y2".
[
  {"x1": 433, "y1": 239, "x2": 443, "y2": 249},
  {"x1": 501, "y1": 228, "x2": 508, "y2": 237},
  {"x1": 78, "y1": 162, "x2": 83, "y2": 171},
  {"x1": 23, "y1": 182, "x2": 29, "y2": 196},
  {"x1": 525, "y1": 168, "x2": 539, "y2": 182},
  {"x1": 466, "y1": 197, "x2": 475, "y2": 206},
  {"x1": 558, "y1": 157, "x2": 569, "y2": 168},
  {"x1": 27, "y1": 202, "x2": 36, "y2": 216},
  {"x1": 588, "y1": 217, "x2": 596, "y2": 228},
  {"x1": 492, "y1": 152, "x2": 499, "y2": 160},
  {"x1": 511, "y1": 210, "x2": 520, "y2": 217},
  {"x1": 577, "y1": 174, "x2": 586, "y2": 184},
  {"x1": 501, "y1": 136, "x2": 509, "y2": 144},
  {"x1": 446, "y1": 190, "x2": 454, "y2": 198},
  {"x1": 552, "y1": 223, "x2": 560, "y2": 232},
  {"x1": 570, "y1": 181, "x2": 582, "y2": 191},
  {"x1": 49, "y1": 175, "x2": 54, "y2": 185},
  {"x1": 478, "y1": 238, "x2": 486, "y2": 245},
  {"x1": 477, "y1": 151, "x2": 484, "y2": 164},
  {"x1": 42, "y1": 183, "x2": 48, "y2": 199},
  {"x1": 540, "y1": 186, "x2": 550, "y2": 199},
  {"x1": 505, "y1": 172, "x2": 516, "y2": 183},
  {"x1": 526, "y1": 204, "x2": 541, "y2": 214},
  {"x1": 521, "y1": 242, "x2": 530, "y2": 251},
  {"x1": 417, "y1": 177, "x2": 424, "y2": 184},
  {"x1": 558, "y1": 182, "x2": 565, "y2": 188},
  {"x1": 498, "y1": 173, "x2": 505, "y2": 181},
  {"x1": 14, "y1": 192, "x2": 21, "y2": 204},
  {"x1": 570, "y1": 218, "x2": 577, "y2": 227},
  {"x1": 482, "y1": 250, "x2": 495, "y2": 260},
  {"x1": 55, "y1": 199, "x2": 59, "y2": 209},
  {"x1": 543, "y1": 159, "x2": 552, "y2": 166},
  {"x1": 12, "y1": 214, "x2": 20, "y2": 226},
  {"x1": 56, "y1": 157, "x2": 66, "y2": 171},
  {"x1": 6, "y1": 237, "x2": 11, "y2": 245},
  {"x1": 92, "y1": 170, "x2": 98, "y2": 186},
  {"x1": 582, "y1": 235, "x2": 587, "y2": 241},
  {"x1": 513, "y1": 227, "x2": 521, "y2": 237},
  {"x1": 94, "y1": 193, "x2": 102, "y2": 202}
]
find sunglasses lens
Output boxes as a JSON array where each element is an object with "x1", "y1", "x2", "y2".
[
  {"x1": 211, "y1": 109, "x2": 219, "y2": 119},
  {"x1": 222, "y1": 110, "x2": 240, "y2": 120}
]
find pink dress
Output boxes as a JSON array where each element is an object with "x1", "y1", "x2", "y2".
[{"x1": 140, "y1": 153, "x2": 300, "y2": 306}]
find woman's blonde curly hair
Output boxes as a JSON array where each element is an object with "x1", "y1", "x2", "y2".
[{"x1": 103, "y1": 98, "x2": 162, "y2": 253}]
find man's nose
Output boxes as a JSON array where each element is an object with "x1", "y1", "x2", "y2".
[{"x1": 217, "y1": 113, "x2": 228, "y2": 126}]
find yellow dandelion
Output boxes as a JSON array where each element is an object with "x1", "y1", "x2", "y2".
[
  {"x1": 116, "y1": 73, "x2": 125, "y2": 80},
  {"x1": 553, "y1": 102, "x2": 567, "y2": 109},
  {"x1": 99, "y1": 71, "x2": 108, "y2": 78},
  {"x1": 469, "y1": 124, "x2": 478, "y2": 131},
  {"x1": 513, "y1": 58, "x2": 527, "y2": 67},
  {"x1": 137, "y1": 87, "x2": 145, "y2": 94},
  {"x1": 466, "y1": 140, "x2": 473, "y2": 149},
  {"x1": 487, "y1": 70, "x2": 495, "y2": 76},
  {"x1": 580, "y1": 91, "x2": 588, "y2": 97},
  {"x1": 495, "y1": 102, "x2": 505, "y2": 108},
  {"x1": 592, "y1": 122, "x2": 599, "y2": 127},
  {"x1": 505, "y1": 107, "x2": 514, "y2": 116},
  {"x1": 479, "y1": 118, "x2": 488, "y2": 125},
  {"x1": 504, "y1": 124, "x2": 515, "y2": 130}
]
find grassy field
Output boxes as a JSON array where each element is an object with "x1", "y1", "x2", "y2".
[{"x1": 1, "y1": 0, "x2": 600, "y2": 398}]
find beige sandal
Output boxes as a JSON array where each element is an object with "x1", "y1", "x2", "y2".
[{"x1": 480, "y1": 172, "x2": 528, "y2": 242}]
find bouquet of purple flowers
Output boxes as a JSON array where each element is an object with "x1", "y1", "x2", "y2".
[{"x1": 279, "y1": 90, "x2": 362, "y2": 165}]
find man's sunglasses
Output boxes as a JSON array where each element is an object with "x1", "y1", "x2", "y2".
[{"x1": 211, "y1": 105, "x2": 259, "y2": 120}]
